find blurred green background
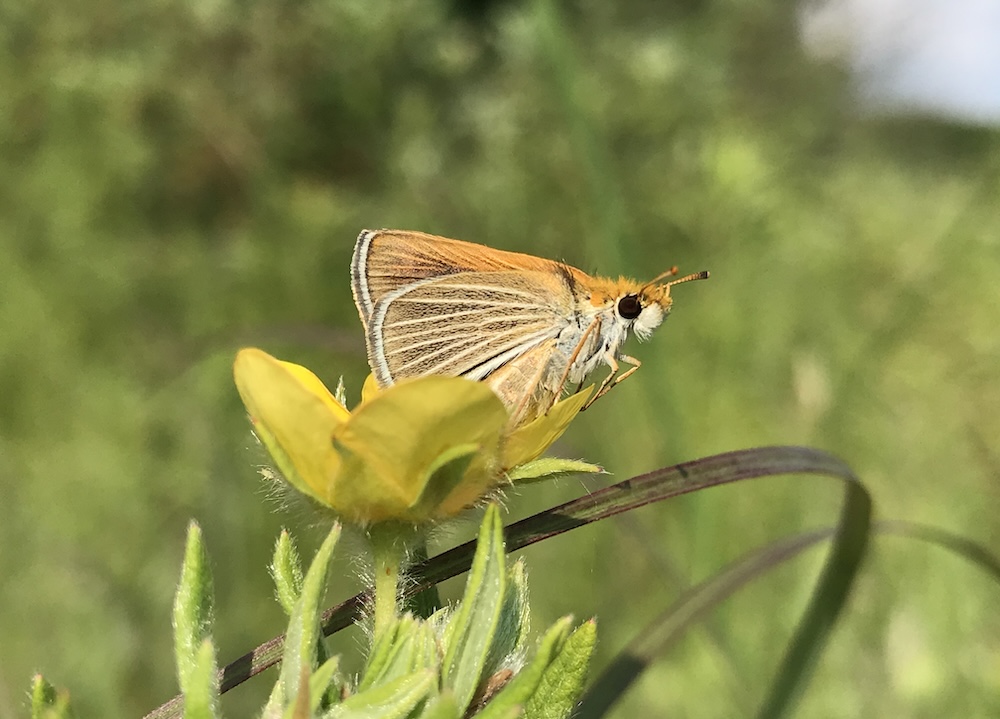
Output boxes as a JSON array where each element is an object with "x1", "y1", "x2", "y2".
[{"x1": 1, "y1": 0, "x2": 998, "y2": 716}]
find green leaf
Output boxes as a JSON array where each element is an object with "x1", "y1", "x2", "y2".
[
  {"x1": 360, "y1": 616, "x2": 402, "y2": 691},
  {"x1": 523, "y1": 619, "x2": 596, "y2": 719},
  {"x1": 483, "y1": 559, "x2": 531, "y2": 678},
  {"x1": 309, "y1": 657, "x2": 342, "y2": 713},
  {"x1": 415, "y1": 691, "x2": 461, "y2": 719},
  {"x1": 173, "y1": 521, "x2": 214, "y2": 697},
  {"x1": 360, "y1": 615, "x2": 438, "y2": 691},
  {"x1": 31, "y1": 674, "x2": 57, "y2": 717},
  {"x1": 31, "y1": 674, "x2": 73, "y2": 719},
  {"x1": 327, "y1": 670, "x2": 436, "y2": 719},
  {"x1": 183, "y1": 639, "x2": 220, "y2": 719},
  {"x1": 282, "y1": 524, "x2": 342, "y2": 704},
  {"x1": 506, "y1": 458, "x2": 603, "y2": 484},
  {"x1": 441, "y1": 504, "x2": 507, "y2": 711},
  {"x1": 271, "y1": 530, "x2": 305, "y2": 617},
  {"x1": 408, "y1": 618, "x2": 441, "y2": 673},
  {"x1": 475, "y1": 616, "x2": 573, "y2": 719},
  {"x1": 283, "y1": 668, "x2": 311, "y2": 719}
]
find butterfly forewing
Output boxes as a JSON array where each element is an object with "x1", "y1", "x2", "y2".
[
  {"x1": 369, "y1": 271, "x2": 571, "y2": 386},
  {"x1": 352, "y1": 229, "x2": 577, "y2": 324}
]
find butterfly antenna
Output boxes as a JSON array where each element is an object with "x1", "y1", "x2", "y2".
[
  {"x1": 665, "y1": 270, "x2": 710, "y2": 288},
  {"x1": 639, "y1": 266, "x2": 679, "y2": 293}
]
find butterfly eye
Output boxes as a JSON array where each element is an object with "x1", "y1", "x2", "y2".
[{"x1": 617, "y1": 294, "x2": 642, "y2": 319}]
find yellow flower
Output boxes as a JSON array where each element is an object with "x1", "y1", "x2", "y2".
[{"x1": 233, "y1": 348, "x2": 594, "y2": 524}]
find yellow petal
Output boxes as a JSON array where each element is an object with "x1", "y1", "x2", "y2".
[
  {"x1": 360, "y1": 373, "x2": 381, "y2": 405},
  {"x1": 332, "y1": 376, "x2": 509, "y2": 522},
  {"x1": 276, "y1": 359, "x2": 351, "y2": 423},
  {"x1": 233, "y1": 348, "x2": 348, "y2": 504},
  {"x1": 502, "y1": 386, "x2": 594, "y2": 469}
]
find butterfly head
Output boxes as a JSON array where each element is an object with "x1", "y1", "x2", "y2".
[{"x1": 598, "y1": 268, "x2": 710, "y2": 340}]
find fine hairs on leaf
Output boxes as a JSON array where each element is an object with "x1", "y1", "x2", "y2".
[
  {"x1": 271, "y1": 530, "x2": 305, "y2": 617},
  {"x1": 474, "y1": 616, "x2": 573, "y2": 719},
  {"x1": 524, "y1": 619, "x2": 597, "y2": 719},
  {"x1": 182, "y1": 640, "x2": 221, "y2": 719},
  {"x1": 172, "y1": 522, "x2": 215, "y2": 700},
  {"x1": 441, "y1": 504, "x2": 508, "y2": 712},
  {"x1": 279, "y1": 524, "x2": 342, "y2": 708}
]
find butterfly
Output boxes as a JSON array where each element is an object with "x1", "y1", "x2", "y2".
[{"x1": 351, "y1": 229, "x2": 708, "y2": 425}]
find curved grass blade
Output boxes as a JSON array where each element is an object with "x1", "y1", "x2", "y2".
[
  {"x1": 876, "y1": 519, "x2": 1000, "y2": 581},
  {"x1": 575, "y1": 528, "x2": 839, "y2": 719},
  {"x1": 576, "y1": 518, "x2": 1000, "y2": 719}
]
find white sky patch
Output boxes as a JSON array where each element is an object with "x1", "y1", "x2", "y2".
[{"x1": 800, "y1": 0, "x2": 1000, "y2": 124}]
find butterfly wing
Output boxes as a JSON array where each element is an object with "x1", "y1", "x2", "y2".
[
  {"x1": 483, "y1": 338, "x2": 561, "y2": 426},
  {"x1": 352, "y1": 229, "x2": 583, "y2": 325},
  {"x1": 366, "y1": 270, "x2": 573, "y2": 391}
]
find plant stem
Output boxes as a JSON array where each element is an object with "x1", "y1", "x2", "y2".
[{"x1": 368, "y1": 524, "x2": 406, "y2": 639}]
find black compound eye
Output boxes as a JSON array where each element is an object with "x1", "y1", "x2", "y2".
[{"x1": 617, "y1": 294, "x2": 642, "y2": 319}]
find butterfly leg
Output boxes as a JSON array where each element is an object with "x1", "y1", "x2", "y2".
[
  {"x1": 582, "y1": 354, "x2": 641, "y2": 410},
  {"x1": 553, "y1": 317, "x2": 602, "y2": 396}
]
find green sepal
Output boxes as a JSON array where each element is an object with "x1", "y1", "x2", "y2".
[
  {"x1": 474, "y1": 616, "x2": 573, "y2": 719},
  {"x1": 281, "y1": 524, "x2": 342, "y2": 704},
  {"x1": 327, "y1": 670, "x2": 436, "y2": 718},
  {"x1": 506, "y1": 458, "x2": 603, "y2": 484},
  {"x1": 524, "y1": 619, "x2": 597, "y2": 719},
  {"x1": 30, "y1": 674, "x2": 73, "y2": 719},
  {"x1": 183, "y1": 639, "x2": 221, "y2": 719},
  {"x1": 173, "y1": 521, "x2": 215, "y2": 697},
  {"x1": 271, "y1": 529, "x2": 305, "y2": 617},
  {"x1": 483, "y1": 559, "x2": 531, "y2": 678},
  {"x1": 441, "y1": 504, "x2": 507, "y2": 712},
  {"x1": 410, "y1": 443, "x2": 479, "y2": 519}
]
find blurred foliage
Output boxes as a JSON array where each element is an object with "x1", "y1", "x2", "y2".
[{"x1": 1, "y1": 0, "x2": 998, "y2": 717}]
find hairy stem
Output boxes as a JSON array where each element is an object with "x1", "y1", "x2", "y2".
[{"x1": 368, "y1": 524, "x2": 407, "y2": 639}]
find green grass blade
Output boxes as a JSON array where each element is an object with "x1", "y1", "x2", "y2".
[
  {"x1": 876, "y1": 519, "x2": 1000, "y2": 581},
  {"x1": 755, "y1": 478, "x2": 871, "y2": 719},
  {"x1": 575, "y1": 528, "x2": 839, "y2": 719}
]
